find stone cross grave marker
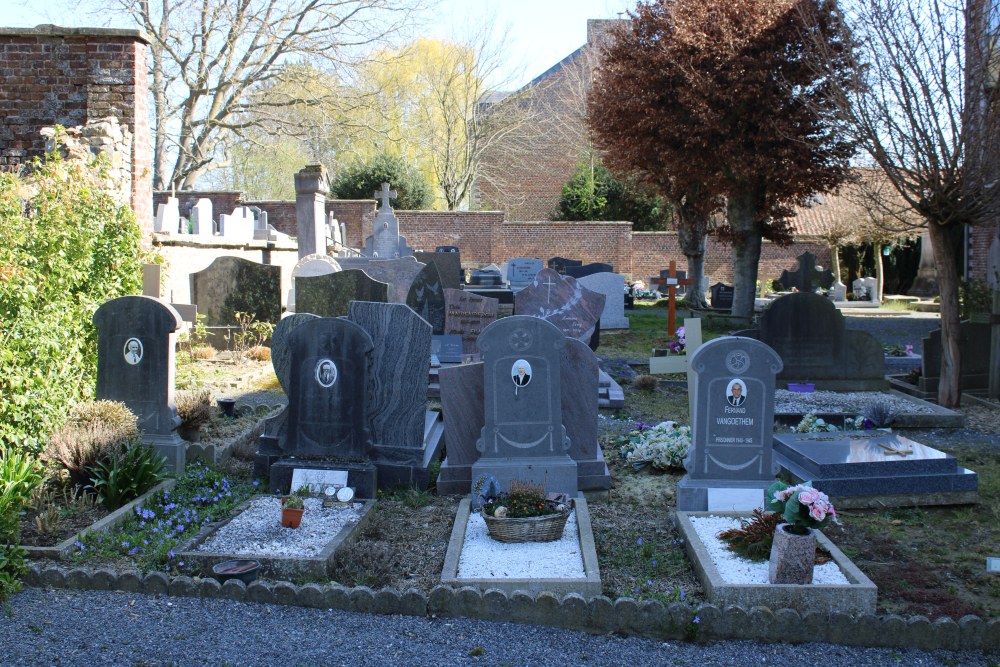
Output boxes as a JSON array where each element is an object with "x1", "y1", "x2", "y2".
[
  {"x1": 677, "y1": 336, "x2": 783, "y2": 511},
  {"x1": 778, "y1": 251, "x2": 835, "y2": 292},
  {"x1": 362, "y1": 182, "x2": 414, "y2": 259},
  {"x1": 93, "y1": 296, "x2": 186, "y2": 474}
]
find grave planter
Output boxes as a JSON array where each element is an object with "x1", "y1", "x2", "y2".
[
  {"x1": 281, "y1": 507, "x2": 304, "y2": 528},
  {"x1": 177, "y1": 423, "x2": 202, "y2": 442},
  {"x1": 768, "y1": 523, "x2": 817, "y2": 584},
  {"x1": 787, "y1": 383, "x2": 815, "y2": 393},
  {"x1": 483, "y1": 508, "x2": 571, "y2": 543}
]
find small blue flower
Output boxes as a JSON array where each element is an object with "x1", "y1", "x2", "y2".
[
  {"x1": 693, "y1": 616, "x2": 700, "y2": 624},
  {"x1": 636, "y1": 537, "x2": 643, "y2": 546},
  {"x1": 651, "y1": 560, "x2": 657, "y2": 567}
]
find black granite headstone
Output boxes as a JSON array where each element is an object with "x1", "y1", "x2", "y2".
[
  {"x1": 710, "y1": 282, "x2": 735, "y2": 310},
  {"x1": 414, "y1": 250, "x2": 462, "y2": 290},
  {"x1": 190, "y1": 256, "x2": 280, "y2": 326},
  {"x1": 547, "y1": 256, "x2": 583, "y2": 275},
  {"x1": 436, "y1": 245, "x2": 460, "y2": 253},
  {"x1": 295, "y1": 269, "x2": 388, "y2": 318},
  {"x1": 406, "y1": 263, "x2": 446, "y2": 334},
  {"x1": 777, "y1": 252, "x2": 835, "y2": 292},
  {"x1": 565, "y1": 262, "x2": 613, "y2": 279},
  {"x1": 919, "y1": 321, "x2": 992, "y2": 393}
]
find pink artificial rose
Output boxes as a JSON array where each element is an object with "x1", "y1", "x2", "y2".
[
  {"x1": 809, "y1": 504, "x2": 826, "y2": 521},
  {"x1": 797, "y1": 490, "x2": 820, "y2": 505}
]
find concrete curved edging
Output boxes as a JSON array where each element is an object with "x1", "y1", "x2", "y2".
[{"x1": 22, "y1": 564, "x2": 998, "y2": 651}]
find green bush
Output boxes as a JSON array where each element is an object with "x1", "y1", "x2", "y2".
[
  {"x1": 0, "y1": 446, "x2": 44, "y2": 601},
  {"x1": 330, "y1": 152, "x2": 433, "y2": 210},
  {"x1": 0, "y1": 146, "x2": 144, "y2": 453},
  {"x1": 553, "y1": 160, "x2": 672, "y2": 231},
  {"x1": 88, "y1": 439, "x2": 167, "y2": 510}
]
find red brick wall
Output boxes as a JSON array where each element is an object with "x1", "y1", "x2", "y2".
[
  {"x1": 968, "y1": 220, "x2": 1000, "y2": 283},
  {"x1": 0, "y1": 26, "x2": 152, "y2": 232},
  {"x1": 397, "y1": 211, "x2": 505, "y2": 263}
]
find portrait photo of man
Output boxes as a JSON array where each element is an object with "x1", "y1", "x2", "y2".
[
  {"x1": 316, "y1": 359, "x2": 337, "y2": 387},
  {"x1": 123, "y1": 338, "x2": 143, "y2": 365},
  {"x1": 727, "y1": 379, "x2": 747, "y2": 406},
  {"x1": 512, "y1": 359, "x2": 532, "y2": 387}
]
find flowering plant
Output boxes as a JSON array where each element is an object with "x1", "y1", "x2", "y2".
[
  {"x1": 656, "y1": 326, "x2": 686, "y2": 354},
  {"x1": 617, "y1": 421, "x2": 691, "y2": 470},
  {"x1": 765, "y1": 481, "x2": 839, "y2": 535},
  {"x1": 791, "y1": 412, "x2": 839, "y2": 433}
]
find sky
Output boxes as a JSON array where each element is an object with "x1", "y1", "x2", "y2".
[{"x1": 0, "y1": 0, "x2": 636, "y2": 89}]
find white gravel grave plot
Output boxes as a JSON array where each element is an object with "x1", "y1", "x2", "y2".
[
  {"x1": 775, "y1": 390, "x2": 936, "y2": 416},
  {"x1": 688, "y1": 516, "x2": 849, "y2": 586},
  {"x1": 195, "y1": 496, "x2": 363, "y2": 558},
  {"x1": 458, "y1": 511, "x2": 585, "y2": 579}
]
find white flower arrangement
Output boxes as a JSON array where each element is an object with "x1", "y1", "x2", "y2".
[{"x1": 619, "y1": 421, "x2": 691, "y2": 471}]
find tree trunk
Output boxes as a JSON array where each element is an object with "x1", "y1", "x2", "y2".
[
  {"x1": 728, "y1": 192, "x2": 763, "y2": 322},
  {"x1": 677, "y1": 212, "x2": 709, "y2": 309},
  {"x1": 875, "y1": 244, "x2": 884, "y2": 301},
  {"x1": 831, "y1": 244, "x2": 841, "y2": 284},
  {"x1": 927, "y1": 222, "x2": 963, "y2": 408}
]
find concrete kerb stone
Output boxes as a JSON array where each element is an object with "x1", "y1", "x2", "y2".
[
  {"x1": 197, "y1": 577, "x2": 222, "y2": 599},
  {"x1": 247, "y1": 580, "x2": 275, "y2": 604},
  {"x1": 167, "y1": 575, "x2": 196, "y2": 598},
  {"x1": 65, "y1": 567, "x2": 92, "y2": 590},
  {"x1": 221, "y1": 578, "x2": 246, "y2": 601},
  {"x1": 348, "y1": 585, "x2": 375, "y2": 614},
  {"x1": 558, "y1": 593, "x2": 589, "y2": 632},
  {"x1": 587, "y1": 595, "x2": 617, "y2": 633},
  {"x1": 272, "y1": 581, "x2": 298, "y2": 606},
  {"x1": 118, "y1": 570, "x2": 143, "y2": 593},
  {"x1": 398, "y1": 588, "x2": 429, "y2": 617},
  {"x1": 427, "y1": 584, "x2": 455, "y2": 615},
  {"x1": 90, "y1": 567, "x2": 117, "y2": 591},
  {"x1": 481, "y1": 588, "x2": 512, "y2": 621},
  {"x1": 323, "y1": 584, "x2": 351, "y2": 610},
  {"x1": 143, "y1": 571, "x2": 169, "y2": 595},
  {"x1": 373, "y1": 588, "x2": 402, "y2": 615}
]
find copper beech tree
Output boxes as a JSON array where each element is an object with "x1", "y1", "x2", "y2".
[{"x1": 588, "y1": 0, "x2": 857, "y2": 320}]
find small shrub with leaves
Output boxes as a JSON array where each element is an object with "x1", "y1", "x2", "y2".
[
  {"x1": 190, "y1": 345, "x2": 217, "y2": 360},
  {"x1": 88, "y1": 439, "x2": 167, "y2": 509},
  {"x1": 45, "y1": 401, "x2": 139, "y2": 482},
  {"x1": 481, "y1": 480, "x2": 561, "y2": 519},
  {"x1": 634, "y1": 375, "x2": 659, "y2": 392},
  {"x1": 0, "y1": 446, "x2": 44, "y2": 601}
]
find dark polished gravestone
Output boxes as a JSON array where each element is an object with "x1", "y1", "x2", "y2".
[
  {"x1": 677, "y1": 336, "x2": 784, "y2": 512},
  {"x1": 406, "y1": 263, "x2": 446, "y2": 335},
  {"x1": 565, "y1": 262, "x2": 613, "y2": 279},
  {"x1": 710, "y1": 282, "x2": 734, "y2": 310},
  {"x1": 415, "y1": 250, "x2": 462, "y2": 290},
  {"x1": 337, "y1": 256, "x2": 426, "y2": 304},
  {"x1": 93, "y1": 296, "x2": 186, "y2": 474},
  {"x1": 348, "y1": 302, "x2": 444, "y2": 489},
  {"x1": 468, "y1": 268, "x2": 504, "y2": 287},
  {"x1": 918, "y1": 321, "x2": 992, "y2": 394},
  {"x1": 547, "y1": 256, "x2": 583, "y2": 275},
  {"x1": 444, "y1": 288, "x2": 498, "y2": 359},
  {"x1": 513, "y1": 268, "x2": 606, "y2": 348},
  {"x1": 255, "y1": 316, "x2": 378, "y2": 497},
  {"x1": 777, "y1": 251, "x2": 835, "y2": 293},
  {"x1": 294, "y1": 269, "x2": 389, "y2": 318},
  {"x1": 190, "y1": 256, "x2": 280, "y2": 347},
  {"x1": 774, "y1": 431, "x2": 978, "y2": 508},
  {"x1": 737, "y1": 292, "x2": 886, "y2": 390}
]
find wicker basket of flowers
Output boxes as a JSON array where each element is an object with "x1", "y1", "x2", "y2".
[{"x1": 480, "y1": 480, "x2": 572, "y2": 543}]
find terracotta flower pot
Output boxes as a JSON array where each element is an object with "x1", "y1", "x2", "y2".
[
  {"x1": 768, "y1": 523, "x2": 816, "y2": 584},
  {"x1": 281, "y1": 507, "x2": 304, "y2": 528}
]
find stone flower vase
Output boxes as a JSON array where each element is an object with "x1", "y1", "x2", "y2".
[{"x1": 768, "y1": 523, "x2": 816, "y2": 584}]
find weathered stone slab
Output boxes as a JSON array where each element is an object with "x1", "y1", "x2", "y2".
[
  {"x1": 295, "y1": 269, "x2": 388, "y2": 318},
  {"x1": 190, "y1": 256, "x2": 281, "y2": 326}
]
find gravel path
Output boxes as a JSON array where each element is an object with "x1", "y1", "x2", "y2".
[{"x1": 2, "y1": 588, "x2": 994, "y2": 667}]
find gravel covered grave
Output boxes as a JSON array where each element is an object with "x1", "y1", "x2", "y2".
[
  {"x1": 195, "y1": 496, "x2": 364, "y2": 557},
  {"x1": 458, "y1": 511, "x2": 585, "y2": 579},
  {"x1": 774, "y1": 390, "x2": 937, "y2": 415},
  {"x1": 688, "y1": 516, "x2": 849, "y2": 585}
]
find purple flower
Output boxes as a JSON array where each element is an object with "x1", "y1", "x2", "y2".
[
  {"x1": 693, "y1": 616, "x2": 700, "y2": 624},
  {"x1": 636, "y1": 537, "x2": 643, "y2": 546}
]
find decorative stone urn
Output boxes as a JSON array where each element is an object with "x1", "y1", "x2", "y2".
[{"x1": 768, "y1": 523, "x2": 817, "y2": 584}]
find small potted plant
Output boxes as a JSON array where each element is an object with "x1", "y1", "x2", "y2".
[
  {"x1": 175, "y1": 390, "x2": 213, "y2": 442},
  {"x1": 479, "y1": 480, "x2": 571, "y2": 543},
  {"x1": 281, "y1": 493, "x2": 305, "y2": 528},
  {"x1": 764, "y1": 480, "x2": 839, "y2": 584},
  {"x1": 652, "y1": 326, "x2": 686, "y2": 357}
]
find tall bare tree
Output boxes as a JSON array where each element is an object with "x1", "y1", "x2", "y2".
[
  {"x1": 801, "y1": 0, "x2": 1000, "y2": 407},
  {"x1": 111, "y1": 0, "x2": 416, "y2": 190}
]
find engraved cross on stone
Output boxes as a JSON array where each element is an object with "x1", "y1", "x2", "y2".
[
  {"x1": 542, "y1": 276, "x2": 557, "y2": 303},
  {"x1": 375, "y1": 182, "x2": 397, "y2": 211}
]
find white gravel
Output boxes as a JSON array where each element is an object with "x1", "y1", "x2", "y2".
[
  {"x1": 195, "y1": 495, "x2": 364, "y2": 557},
  {"x1": 688, "y1": 516, "x2": 849, "y2": 586},
  {"x1": 458, "y1": 511, "x2": 585, "y2": 579},
  {"x1": 775, "y1": 390, "x2": 936, "y2": 415}
]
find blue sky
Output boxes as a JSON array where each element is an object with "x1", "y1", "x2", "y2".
[{"x1": 0, "y1": 0, "x2": 635, "y2": 89}]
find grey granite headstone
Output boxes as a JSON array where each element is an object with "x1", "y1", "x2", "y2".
[
  {"x1": 432, "y1": 335, "x2": 463, "y2": 363},
  {"x1": 288, "y1": 253, "x2": 342, "y2": 312},
  {"x1": 747, "y1": 292, "x2": 886, "y2": 390},
  {"x1": 830, "y1": 281, "x2": 847, "y2": 302},
  {"x1": 778, "y1": 252, "x2": 835, "y2": 292},
  {"x1": 415, "y1": 250, "x2": 462, "y2": 290},
  {"x1": 677, "y1": 336, "x2": 783, "y2": 511},
  {"x1": 444, "y1": 288, "x2": 498, "y2": 359},
  {"x1": 471, "y1": 316, "x2": 577, "y2": 494},
  {"x1": 548, "y1": 256, "x2": 582, "y2": 275},
  {"x1": 406, "y1": 263, "x2": 446, "y2": 335},
  {"x1": 514, "y1": 268, "x2": 606, "y2": 346},
  {"x1": 578, "y1": 272, "x2": 629, "y2": 330},
  {"x1": 565, "y1": 262, "x2": 613, "y2": 279},
  {"x1": 506, "y1": 257, "x2": 545, "y2": 291},
  {"x1": 469, "y1": 268, "x2": 504, "y2": 287},
  {"x1": 361, "y1": 182, "x2": 414, "y2": 259},
  {"x1": 93, "y1": 296, "x2": 185, "y2": 474},
  {"x1": 560, "y1": 338, "x2": 610, "y2": 490},
  {"x1": 435, "y1": 362, "x2": 485, "y2": 494},
  {"x1": 295, "y1": 269, "x2": 388, "y2": 318},
  {"x1": 190, "y1": 256, "x2": 281, "y2": 326},
  {"x1": 338, "y1": 256, "x2": 426, "y2": 304},
  {"x1": 710, "y1": 282, "x2": 734, "y2": 310}
]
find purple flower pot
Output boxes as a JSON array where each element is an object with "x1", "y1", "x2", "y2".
[{"x1": 787, "y1": 383, "x2": 815, "y2": 393}]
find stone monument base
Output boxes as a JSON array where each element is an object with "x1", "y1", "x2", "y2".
[
  {"x1": 471, "y1": 455, "x2": 578, "y2": 496},
  {"x1": 269, "y1": 459, "x2": 377, "y2": 499},
  {"x1": 438, "y1": 446, "x2": 609, "y2": 496},
  {"x1": 676, "y1": 476, "x2": 773, "y2": 512},
  {"x1": 372, "y1": 410, "x2": 445, "y2": 490},
  {"x1": 147, "y1": 433, "x2": 186, "y2": 475}
]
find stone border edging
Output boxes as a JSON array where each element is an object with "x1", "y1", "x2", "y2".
[{"x1": 21, "y1": 564, "x2": 998, "y2": 651}]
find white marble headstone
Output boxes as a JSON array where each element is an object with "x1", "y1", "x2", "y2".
[
  {"x1": 578, "y1": 272, "x2": 630, "y2": 329},
  {"x1": 190, "y1": 198, "x2": 215, "y2": 236},
  {"x1": 154, "y1": 196, "x2": 181, "y2": 234}
]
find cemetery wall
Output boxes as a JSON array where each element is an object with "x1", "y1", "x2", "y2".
[
  {"x1": 396, "y1": 211, "x2": 505, "y2": 263},
  {"x1": 0, "y1": 26, "x2": 152, "y2": 233},
  {"x1": 968, "y1": 220, "x2": 1000, "y2": 283}
]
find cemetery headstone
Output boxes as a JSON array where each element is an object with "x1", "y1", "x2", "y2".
[
  {"x1": 287, "y1": 253, "x2": 342, "y2": 312},
  {"x1": 189, "y1": 257, "x2": 281, "y2": 345},
  {"x1": 920, "y1": 322, "x2": 992, "y2": 394},
  {"x1": 154, "y1": 196, "x2": 181, "y2": 234},
  {"x1": 189, "y1": 198, "x2": 214, "y2": 236},
  {"x1": 338, "y1": 256, "x2": 426, "y2": 304},
  {"x1": 415, "y1": 250, "x2": 462, "y2": 290},
  {"x1": 406, "y1": 263, "x2": 446, "y2": 334},
  {"x1": 444, "y1": 288, "x2": 498, "y2": 359},
  {"x1": 348, "y1": 302, "x2": 443, "y2": 489},
  {"x1": 218, "y1": 206, "x2": 255, "y2": 241},
  {"x1": 710, "y1": 282, "x2": 734, "y2": 310},
  {"x1": 468, "y1": 267, "x2": 504, "y2": 287},
  {"x1": 852, "y1": 277, "x2": 879, "y2": 303},
  {"x1": 93, "y1": 296, "x2": 186, "y2": 474},
  {"x1": 513, "y1": 268, "x2": 606, "y2": 347},
  {"x1": 435, "y1": 362, "x2": 485, "y2": 493},
  {"x1": 295, "y1": 164, "x2": 329, "y2": 259},
  {"x1": 560, "y1": 337, "x2": 611, "y2": 490},
  {"x1": 431, "y1": 335, "x2": 464, "y2": 363},
  {"x1": 295, "y1": 269, "x2": 388, "y2": 318},
  {"x1": 436, "y1": 245, "x2": 460, "y2": 253},
  {"x1": 548, "y1": 256, "x2": 583, "y2": 275},
  {"x1": 471, "y1": 316, "x2": 578, "y2": 494},
  {"x1": 361, "y1": 182, "x2": 414, "y2": 259},
  {"x1": 565, "y1": 262, "x2": 613, "y2": 279},
  {"x1": 677, "y1": 336, "x2": 783, "y2": 511},
  {"x1": 830, "y1": 281, "x2": 847, "y2": 302},
  {"x1": 578, "y1": 272, "x2": 630, "y2": 329},
  {"x1": 743, "y1": 292, "x2": 886, "y2": 390},
  {"x1": 778, "y1": 251, "x2": 835, "y2": 292},
  {"x1": 506, "y1": 257, "x2": 545, "y2": 291}
]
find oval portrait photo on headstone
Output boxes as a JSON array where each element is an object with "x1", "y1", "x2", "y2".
[
  {"x1": 315, "y1": 358, "x2": 338, "y2": 388},
  {"x1": 511, "y1": 359, "x2": 532, "y2": 387},
  {"x1": 726, "y1": 378, "x2": 747, "y2": 406},
  {"x1": 123, "y1": 337, "x2": 144, "y2": 365}
]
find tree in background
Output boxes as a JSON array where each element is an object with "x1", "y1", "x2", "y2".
[
  {"x1": 330, "y1": 152, "x2": 434, "y2": 210},
  {"x1": 799, "y1": 0, "x2": 1000, "y2": 407},
  {"x1": 589, "y1": 0, "x2": 856, "y2": 320},
  {"x1": 553, "y1": 159, "x2": 673, "y2": 231}
]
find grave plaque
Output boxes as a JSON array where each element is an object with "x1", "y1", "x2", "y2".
[
  {"x1": 548, "y1": 256, "x2": 583, "y2": 275},
  {"x1": 406, "y1": 263, "x2": 446, "y2": 334},
  {"x1": 577, "y1": 272, "x2": 629, "y2": 330},
  {"x1": 506, "y1": 257, "x2": 545, "y2": 291},
  {"x1": 471, "y1": 316, "x2": 578, "y2": 494},
  {"x1": 677, "y1": 336, "x2": 783, "y2": 511},
  {"x1": 190, "y1": 256, "x2": 281, "y2": 326},
  {"x1": 444, "y1": 288, "x2": 498, "y2": 358},
  {"x1": 432, "y1": 335, "x2": 464, "y2": 363},
  {"x1": 514, "y1": 268, "x2": 605, "y2": 346},
  {"x1": 93, "y1": 296, "x2": 185, "y2": 473},
  {"x1": 295, "y1": 269, "x2": 388, "y2": 318},
  {"x1": 710, "y1": 282, "x2": 734, "y2": 310},
  {"x1": 565, "y1": 262, "x2": 613, "y2": 279}
]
